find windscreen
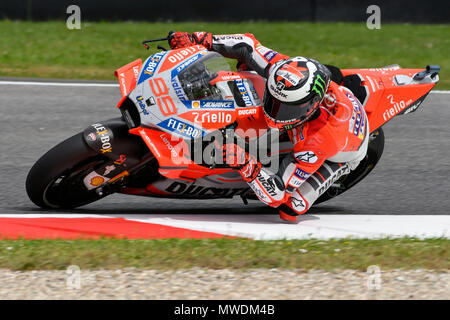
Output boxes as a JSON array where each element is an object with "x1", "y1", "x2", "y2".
[{"x1": 177, "y1": 52, "x2": 231, "y2": 101}]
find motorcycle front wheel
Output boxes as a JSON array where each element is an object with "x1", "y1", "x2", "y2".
[{"x1": 26, "y1": 133, "x2": 109, "y2": 209}]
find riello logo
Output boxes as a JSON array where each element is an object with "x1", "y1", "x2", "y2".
[{"x1": 192, "y1": 111, "x2": 233, "y2": 124}]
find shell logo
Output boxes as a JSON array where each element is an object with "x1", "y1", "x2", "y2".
[
  {"x1": 192, "y1": 101, "x2": 201, "y2": 108},
  {"x1": 90, "y1": 176, "x2": 105, "y2": 187}
]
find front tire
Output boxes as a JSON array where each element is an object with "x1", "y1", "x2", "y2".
[{"x1": 26, "y1": 133, "x2": 109, "y2": 209}]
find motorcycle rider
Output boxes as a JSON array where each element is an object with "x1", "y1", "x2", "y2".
[{"x1": 168, "y1": 32, "x2": 369, "y2": 222}]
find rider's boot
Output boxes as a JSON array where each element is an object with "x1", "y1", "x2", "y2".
[{"x1": 277, "y1": 161, "x2": 353, "y2": 222}]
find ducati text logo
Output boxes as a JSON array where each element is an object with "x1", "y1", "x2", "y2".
[
  {"x1": 256, "y1": 174, "x2": 277, "y2": 197},
  {"x1": 295, "y1": 151, "x2": 318, "y2": 163},
  {"x1": 318, "y1": 166, "x2": 351, "y2": 195},
  {"x1": 214, "y1": 35, "x2": 244, "y2": 41},
  {"x1": 238, "y1": 108, "x2": 258, "y2": 116},
  {"x1": 165, "y1": 181, "x2": 248, "y2": 198},
  {"x1": 220, "y1": 74, "x2": 241, "y2": 81}
]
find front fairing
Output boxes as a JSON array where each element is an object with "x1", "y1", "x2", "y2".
[
  {"x1": 121, "y1": 46, "x2": 277, "y2": 181},
  {"x1": 128, "y1": 47, "x2": 242, "y2": 139}
]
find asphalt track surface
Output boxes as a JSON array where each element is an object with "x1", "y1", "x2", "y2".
[{"x1": 0, "y1": 80, "x2": 449, "y2": 220}]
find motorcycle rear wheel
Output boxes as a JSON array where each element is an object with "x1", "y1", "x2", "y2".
[
  {"x1": 26, "y1": 133, "x2": 109, "y2": 209},
  {"x1": 314, "y1": 127, "x2": 385, "y2": 205}
]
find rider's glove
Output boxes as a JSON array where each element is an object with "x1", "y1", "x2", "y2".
[
  {"x1": 169, "y1": 31, "x2": 213, "y2": 50},
  {"x1": 223, "y1": 143, "x2": 262, "y2": 182}
]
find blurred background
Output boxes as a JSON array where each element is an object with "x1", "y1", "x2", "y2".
[
  {"x1": 0, "y1": 0, "x2": 448, "y2": 86},
  {"x1": 0, "y1": 0, "x2": 448, "y2": 301},
  {"x1": 1, "y1": 0, "x2": 449, "y2": 22}
]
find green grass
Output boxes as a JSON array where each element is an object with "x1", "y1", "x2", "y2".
[
  {"x1": 0, "y1": 21, "x2": 449, "y2": 88},
  {"x1": 0, "y1": 238, "x2": 448, "y2": 271}
]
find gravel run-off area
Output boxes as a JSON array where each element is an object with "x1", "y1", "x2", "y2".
[{"x1": 0, "y1": 268, "x2": 448, "y2": 300}]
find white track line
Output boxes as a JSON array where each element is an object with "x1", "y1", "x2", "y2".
[
  {"x1": 0, "y1": 81, "x2": 118, "y2": 87},
  {"x1": 0, "y1": 214, "x2": 111, "y2": 218},
  {"x1": 0, "y1": 80, "x2": 449, "y2": 94},
  {"x1": 431, "y1": 90, "x2": 450, "y2": 94}
]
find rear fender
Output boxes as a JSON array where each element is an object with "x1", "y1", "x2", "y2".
[{"x1": 341, "y1": 65, "x2": 439, "y2": 132}]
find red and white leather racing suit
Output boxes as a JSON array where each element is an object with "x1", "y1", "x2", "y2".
[{"x1": 210, "y1": 33, "x2": 369, "y2": 219}]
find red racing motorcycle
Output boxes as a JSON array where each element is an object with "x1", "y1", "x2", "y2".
[{"x1": 26, "y1": 39, "x2": 440, "y2": 209}]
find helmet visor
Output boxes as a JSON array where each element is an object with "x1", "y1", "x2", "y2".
[{"x1": 263, "y1": 92, "x2": 322, "y2": 123}]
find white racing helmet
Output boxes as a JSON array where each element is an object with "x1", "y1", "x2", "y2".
[{"x1": 263, "y1": 57, "x2": 331, "y2": 130}]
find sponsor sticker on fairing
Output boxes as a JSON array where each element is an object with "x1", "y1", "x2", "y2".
[
  {"x1": 219, "y1": 74, "x2": 241, "y2": 81},
  {"x1": 163, "y1": 181, "x2": 248, "y2": 198},
  {"x1": 188, "y1": 100, "x2": 234, "y2": 109},
  {"x1": 171, "y1": 77, "x2": 187, "y2": 102},
  {"x1": 83, "y1": 171, "x2": 110, "y2": 190},
  {"x1": 91, "y1": 123, "x2": 113, "y2": 154},
  {"x1": 235, "y1": 79, "x2": 253, "y2": 107},
  {"x1": 170, "y1": 51, "x2": 207, "y2": 77},
  {"x1": 160, "y1": 134, "x2": 179, "y2": 158},
  {"x1": 237, "y1": 107, "x2": 258, "y2": 116},
  {"x1": 249, "y1": 86, "x2": 262, "y2": 105},
  {"x1": 136, "y1": 95, "x2": 149, "y2": 115},
  {"x1": 157, "y1": 118, "x2": 205, "y2": 139},
  {"x1": 86, "y1": 132, "x2": 96, "y2": 142},
  {"x1": 138, "y1": 51, "x2": 167, "y2": 84}
]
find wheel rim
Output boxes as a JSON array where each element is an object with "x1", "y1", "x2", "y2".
[{"x1": 42, "y1": 157, "x2": 106, "y2": 208}]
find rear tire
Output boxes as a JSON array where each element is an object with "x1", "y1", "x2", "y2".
[
  {"x1": 26, "y1": 133, "x2": 109, "y2": 209},
  {"x1": 315, "y1": 127, "x2": 385, "y2": 205}
]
